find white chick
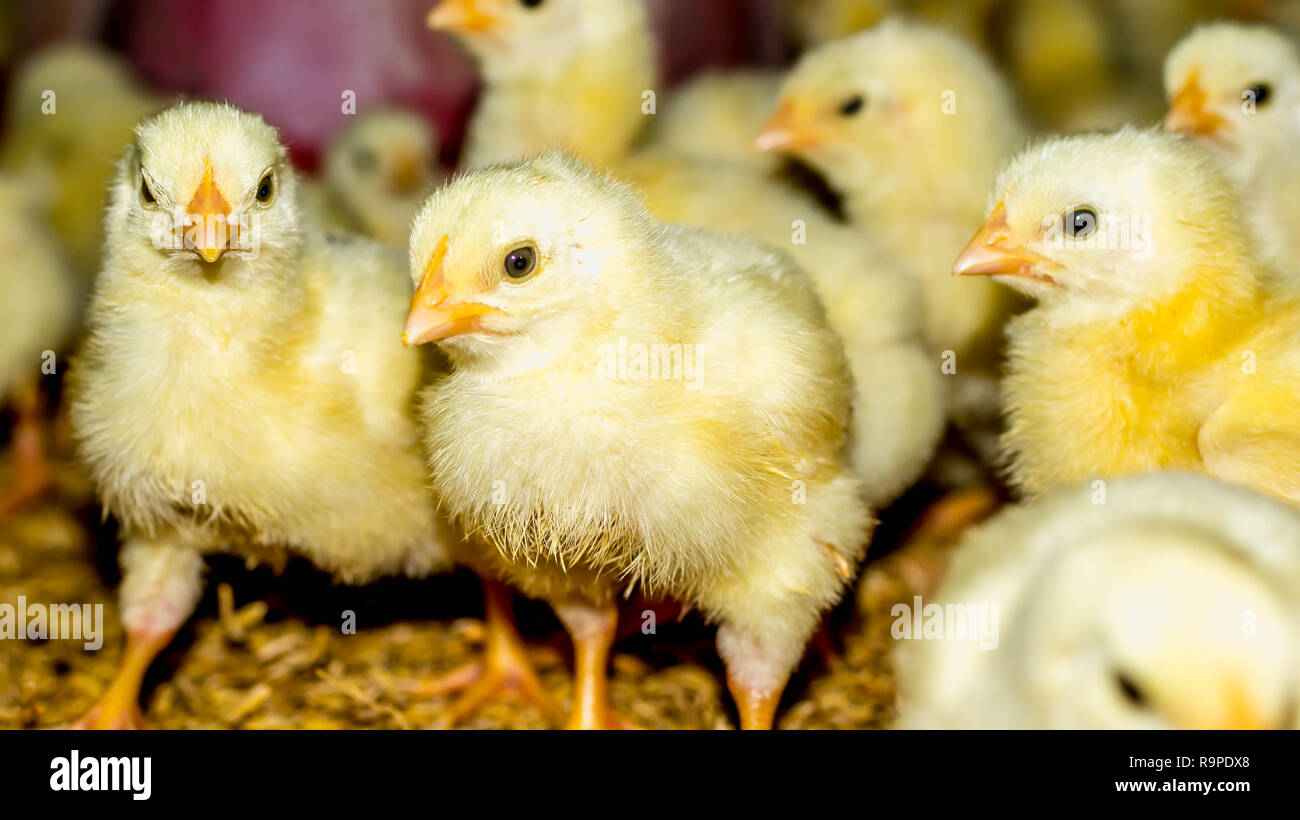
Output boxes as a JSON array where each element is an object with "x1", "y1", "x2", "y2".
[
  {"x1": 1163, "y1": 23, "x2": 1300, "y2": 272},
  {"x1": 0, "y1": 173, "x2": 78, "y2": 519},
  {"x1": 404, "y1": 152, "x2": 873, "y2": 729},
  {"x1": 306, "y1": 108, "x2": 443, "y2": 248},
  {"x1": 899, "y1": 472, "x2": 1300, "y2": 729},
  {"x1": 66, "y1": 101, "x2": 456, "y2": 728}
]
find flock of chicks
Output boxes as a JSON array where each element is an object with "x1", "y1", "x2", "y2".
[{"x1": 4, "y1": 0, "x2": 1300, "y2": 730}]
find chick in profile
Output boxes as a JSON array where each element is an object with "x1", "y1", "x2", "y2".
[
  {"x1": 303, "y1": 108, "x2": 443, "y2": 248},
  {"x1": 899, "y1": 472, "x2": 1300, "y2": 729},
  {"x1": 428, "y1": 0, "x2": 653, "y2": 169},
  {"x1": 0, "y1": 174, "x2": 78, "y2": 519},
  {"x1": 405, "y1": 152, "x2": 872, "y2": 729},
  {"x1": 66, "y1": 101, "x2": 459, "y2": 728},
  {"x1": 954, "y1": 128, "x2": 1300, "y2": 502},
  {"x1": 1, "y1": 43, "x2": 162, "y2": 277},
  {"x1": 756, "y1": 19, "x2": 1024, "y2": 372},
  {"x1": 1163, "y1": 23, "x2": 1300, "y2": 270}
]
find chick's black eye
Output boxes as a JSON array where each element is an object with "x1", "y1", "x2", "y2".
[
  {"x1": 256, "y1": 173, "x2": 274, "y2": 203},
  {"x1": 1065, "y1": 206, "x2": 1097, "y2": 238},
  {"x1": 1114, "y1": 671, "x2": 1148, "y2": 708},
  {"x1": 519, "y1": 0, "x2": 544, "y2": 8},
  {"x1": 503, "y1": 245, "x2": 537, "y2": 280},
  {"x1": 839, "y1": 94, "x2": 865, "y2": 116},
  {"x1": 140, "y1": 174, "x2": 156, "y2": 205},
  {"x1": 1245, "y1": 83, "x2": 1272, "y2": 106}
]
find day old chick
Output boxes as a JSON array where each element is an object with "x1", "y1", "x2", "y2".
[
  {"x1": 757, "y1": 19, "x2": 1025, "y2": 371},
  {"x1": 0, "y1": 173, "x2": 79, "y2": 519},
  {"x1": 899, "y1": 472, "x2": 1300, "y2": 729},
  {"x1": 1163, "y1": 23, "x2": 1300, "y2": 273},
  {"x1": 429, "y1": 0, "x2": 653, "y2": 170},
  {"x1": 1, "y1": 43, "x2": 162, "y2": 277},
  {"x1": 404, "y1": 152, "x2": 872, "y2": 729},
  {"x1": 67, "y1": 101, "x2": 454, "y2": 728},
  {"x1": 954, "y1": 128, "x2": 1300, "y2": 502},
  {"x1": 306, "y1": 108, "x2": 444, "y2": 248}
]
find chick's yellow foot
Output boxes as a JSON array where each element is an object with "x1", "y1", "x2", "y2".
[
  {"x1": 910, "y1": 484, "x2": 999, "y2": 543},
  {"x1": 553, "y1": 598, "x2": 641, "y2": 730},
  {"x1": 417, "y1": 580, "x2": 561, "y2": 728},
  {"x1": 0, "y1": 380, "x2": 53, "y2": 521},
  {"x1": 61, "y1": 630, "x2": 173, "y2": 730}
]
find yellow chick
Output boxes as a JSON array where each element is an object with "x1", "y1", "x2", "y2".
[
  {"x1": 757, "y1": 19, "x2": 1025, "y2": 372},
  {"x1": 1, "y1": 43, "x2": 162, "y2": 277},
  {"x1": 428, "y1": 0, "x2": 653, "y2": 169},
  {"x1": 1163, "y1": 23, "x2": 1300, "y2": 272},
  {"x1": 65, "y1": 101, "x2": 459, "y2": 728},
  {"x1": 641, "y1": 69, "x2": 783, "y2": 172},
  {"x1": 899, "y1": 472, "x2": 1300, "y2": 729},
  {"x1": 301, "y1": 108, "x2": 444, "y2": 248},
  {"x1": 435, "y1": 0, "x2": 945, "y2": 509},
  {"x1": 954, "y1": 127, "x2": 1300, "y2": 502},
  {"x1": 0, "y1": 173, "x2": 78, "y2": 519},
  {"x1": 403, "y1": 152, "x2": 873, "y2": 729}
]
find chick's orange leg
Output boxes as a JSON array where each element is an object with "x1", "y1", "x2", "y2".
[
  {"x1": 63, "y1": 630, "x2": 174, "y2": 730},
  {"x1": 552, "y1": 598, "x2": 639, "y2": 730},
  {"x1": 909, "y1": 484, "x2": 999, "y2": 543},
  {"x1": 418, "y1": 578, "x2": 561, "y2": 728},
  {"x1": 0, "y1": 378, "x2": 53, "y2": 521}
]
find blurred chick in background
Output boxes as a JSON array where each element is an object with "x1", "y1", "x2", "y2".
[
  {"x1": 1, "y1": 43, "x2": 162, "y2": 278},
  {"x1": 899, "y1": 472, "x2": 1300, "y2": 729},
  {"x1": 66, "y1": 101, "x2": 458, "y2": 728},
  {"x1": 0, "y1": 173, "x2": 78, "y2": 520},
  {"x1": 955, "y1": 128, "x2": 1300, "y2": 503},
  {"x1": 429, "y1": 0, "x2": 653, "y2": 169},
  {"x1": 434, "y1": 0, "x2": 945, "y2": 509},
  {"x1": 405, "y1": 152, "x2": 872, "y2": 729},
  {"x1": 300, "y1": 108, "x2": 444, "y2": 248},
  {"x1": 1163, "y1": 23, "x2": 1300, "y2": 273},
  {"x1": 757, "y1": 20, "x2": 1024, "y2": 377}
]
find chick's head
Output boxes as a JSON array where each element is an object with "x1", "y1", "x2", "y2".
[
  {"x1": 953, "y1": 129, "x2": 1248, "y2": 318},
  {"x1": 403, "y1": 151, "x2": 655, "y2": 364},
  {"x1": 109, "y1": 101, "x2": 299, "y2": 283},
  {"x1": 756, "y1": 19, "x2": 1020, "y2": 218},
  {"x1": 326, "y1": 109, "x2": 440, "y2": 203},
  {"x1": 1163, "y1": 23, "x2": 1300, "y2": 155},
  {"x1": 1019, "y1": 528, "x2": 1294, "y2": 730},
  {"x1": 428, "y1": 0, "x2": 638, "y2": 68}
]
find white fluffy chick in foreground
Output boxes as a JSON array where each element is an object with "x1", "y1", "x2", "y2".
[
  {"x1": 302, "y1": 109, "x2": 443, "y2": 248},
  {"x1": 67, "y1": 101, "x2": 454, "y2": 728},
  {"x1": 404, "y1": 152, "x2": 872, "y2": 729},
  {"x1": 0, "y1": 173, "x2": 78, "y2": 519},
  {"x1": 899, "y1": 472, "x2": 1300, "y2": 729},
  {"x1": 1163, "y1": 23, "x2": 1300, "y2": 272}
]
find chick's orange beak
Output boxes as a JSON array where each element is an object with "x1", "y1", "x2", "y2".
[
  {"x1": 1164, "y1": 74, "x2": 1226, "y2": 138},
  {"x1": 403, "y1": 235, "x2": 498, "y2": 346},
  {"x1": 754, "y1": 101, "x2": 822, "y2": 153},
  {"x1": 389, "y1": 153, "x2": 424, "y2": 195},
  {"x1": 952, "y1": 202, "x2": 1056, "y2": 283},
  {"x1": 186, "y1": 159, "x2": 231, "y2": 264},
  {"x1": 427, "y1": 0, "x2": 500, "y2": 34}
]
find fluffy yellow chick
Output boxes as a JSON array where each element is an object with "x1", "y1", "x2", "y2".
[
  {"x1": 899, "y1": 472, "x2": 1300, "y2": 729},
  {"x1": 301, "y1": 108, "x2": 444, "y2": 248},
  {"x1": 1163, "y1": 23, "x2": 1300, "y2": 271},
  {"x1": 0, "y1": 173, "x2": 78, "y2": 519},
  {"x1": 1, "y1": 43, "x2": 162, "y2": 277},
  {"x1": 641, "y1": 70, "x2": 783, "y2": 172},
  {"x1": 404, "y1": 152, "x2": 872, "y2": 729},
  {"x1": 428, "y1": 0, "x2": 653, "y2": 169},
  {"x1": 436, "y1": 0, "x2": 945, "y2": 509},
  {"x1": 954, "y1": 127, "x2": 1300, "y2": 502},
  {"x1": 757, "y1": 19, "x2": 1025, "y2": 371},
  {"x1": 65, "y1": 101, "x2": 459, "y2": 729}
]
